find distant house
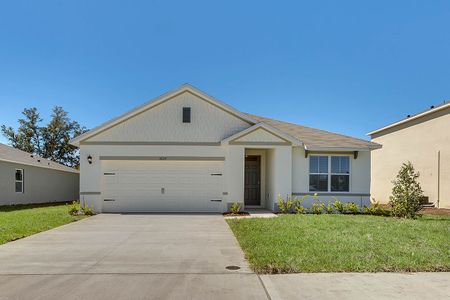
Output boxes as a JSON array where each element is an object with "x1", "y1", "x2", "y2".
[
  {"x1": 369, "y1": 102, "x2": 449, "y2": 209},
  {"x1": 0, "y1": 143, "x2": 79, "y2": 205}
]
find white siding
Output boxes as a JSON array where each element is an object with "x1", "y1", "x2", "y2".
[
  {"x1": 0, "y1": 161, "x2": 79, "y2": 205},
  {"x1": 88, "y1": 91, "x2": 251, "y2": 143}
]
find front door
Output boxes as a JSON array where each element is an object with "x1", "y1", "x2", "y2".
[{"x1": 244, "y1": 156, "x2": 261, "y2": 206}]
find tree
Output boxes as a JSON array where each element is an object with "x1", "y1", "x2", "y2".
[
  {"x1": 389, "y1": 161, "x2": 424, "y2": 218},
  {"x1": 1, "y1": 106, "x2": 87, "y2": 167},
  {"x1": 1, "y1": 108, "x2": 42, "y2": 155}
]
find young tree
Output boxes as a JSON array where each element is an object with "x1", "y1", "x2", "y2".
[
  {"x1": 1, "y1": 106, "x2": 87, "y2": 167},
  {"x1": 389, "y1": 161, "x2": 424, "y2": 218}
]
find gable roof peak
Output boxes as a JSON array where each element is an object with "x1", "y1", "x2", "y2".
[{"x1": 70, "y1": 84, "x2": 257, "y2": 146}]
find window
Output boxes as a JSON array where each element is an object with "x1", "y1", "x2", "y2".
[
  {"x1": 331, "y1": 156, "x2": 350, "y2": 192},
  {"x1": 309, "y1": 155, "x2": 350, "y2": 192},
  {"x1": 309, "y1": 156, "x2": 328, "y2": 191},
  {"x1": 182, "y1": 107, "x2": 191, "y2": 123},
  {"x1": 15, "y1": 169, "x2": 24, "y2": 193}
]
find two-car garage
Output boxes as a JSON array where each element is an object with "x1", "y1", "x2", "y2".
[{"x1": 101, "y1": 160, "x2": 224, "y2": 213}]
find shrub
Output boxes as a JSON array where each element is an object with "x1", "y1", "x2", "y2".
[
  {"x1": 333, "y1": 198, "x2": 346, "y2": 214},
  {"x1": 363, "y1": 199, "x2": 391, "y2": 216},
  {"x1": 345, "y1": 202, "x2": 359, "y2": 214},
  {"x1": 67, "y1": 200, "x2": 80, "y2": 215},
  {"x1": 277, "y1": 194, "x2": 294, "y2": 214},
  {"x1": 324, "y1": 202, "x2": 334, "y2": 214},
  {"x1": 311, "y1": 203, "x2": 322, "y2": 214},
  {"x1": 389, "y1": 162, "x2": 424, "y2": 219},
  {"x1": 293, "y1": 195, "x2": 307, "y2": 214},
  {"x1": 81, "y1": 204, "x2": 95, "y2": 216},
  {"x1": 230, "y1": 202, "x2": 241, "y2": 214}
]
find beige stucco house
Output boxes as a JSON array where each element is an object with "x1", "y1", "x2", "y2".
[
  {"x1": 369, "y1": 102, "x2": 450, "y2": 208},
  {"x1": 71, "y1": 84, "x2": 380, "y2": 213},
  {"x1": 0, "y1": 143, "x2": 80, "y2": 205}
]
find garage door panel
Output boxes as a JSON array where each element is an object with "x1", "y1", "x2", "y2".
[{"x1": 101, "y1": 161, "x2": 223, "y2": 212}]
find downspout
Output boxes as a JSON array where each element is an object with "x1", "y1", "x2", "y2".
[{"x1": 437, "y1": 151, "x2": 440, "y2": 208}]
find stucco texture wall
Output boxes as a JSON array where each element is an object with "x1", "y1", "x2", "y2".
[
  {"x1": 291, "y1": 147, "x2": 371, "y2": 207},
  {"x1": 0, "y1": 161, "x2": 79, "y2": 205},
  {"x1": 371, "y1": 107, "x2": 450, "y2": 208}
]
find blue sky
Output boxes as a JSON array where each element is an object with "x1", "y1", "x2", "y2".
[{"x1": 0, "y1": 0, "x2": 449, "y2": 144}]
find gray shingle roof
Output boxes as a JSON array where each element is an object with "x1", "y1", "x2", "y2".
[
  {"x1": 246, "y1": 114, "x2": 380, "y2": 150},
  {"x1": 0, "y1": 143, "x2": 79, "y2": 173}
]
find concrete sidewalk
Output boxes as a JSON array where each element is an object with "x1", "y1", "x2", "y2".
[{"x1": 260, "y1": 272, "x2": 450, "y2": 300}]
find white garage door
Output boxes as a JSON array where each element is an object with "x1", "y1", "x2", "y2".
[{"x1": 101, "y1": 160, "x2": 224, "y2": 213}]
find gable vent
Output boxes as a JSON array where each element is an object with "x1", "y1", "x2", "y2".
[{"x1": 183, "y1": 107, "x2": 191, "y2": 123}]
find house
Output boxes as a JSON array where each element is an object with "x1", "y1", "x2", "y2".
[
  {"x1": 70, "y1": 85, "x2": 380, "y2": 213},
  {"x1": 369, "y1": 101, "x2": 450, "y2": 209},
  {"x1": 0, "y1": 143, "x2": 80, "y2": 205}
]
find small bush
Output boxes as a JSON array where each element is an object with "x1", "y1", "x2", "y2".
[
  {"x1": 230, "y1": 202, "x2": 241, "y2": 214},
  {"x1": 324, "y1": 203, "x2": 334, "y2": 214},
  {"x1": 67, "y1": 200, "x2": 80, "y2": 216},
  {"x1": 346, "y1": 202, "x2": 359, "y2": 214},
  {"x1": 277, "y1": 194, "x2": 294, "y2": 214},
  {"x1": 364, "y1": 199, "x2": 391, "y2": 216},
  {"x1": 81, "y1": 204, "x2": 95, "y2": 216},
  {"x1": 333, "y1": 199, "x2": 346, "y2": 214},
  {"x1": 293, "y1": 196, "x2": 307, "y2": 214},
  {"x1": 311, "y1": 203, "x2": 323, "y2": 214},
  {"x1": 389, "y1": 162, "x2": 424, "y2": 219}
]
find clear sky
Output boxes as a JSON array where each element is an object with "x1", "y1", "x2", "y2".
[{"x1": 0, "y1": 0, "x2": 449, "y2": 144}]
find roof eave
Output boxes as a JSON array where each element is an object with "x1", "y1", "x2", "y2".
[{"x1": 368, "y1": 102, "x2": 450, "y2": 136}]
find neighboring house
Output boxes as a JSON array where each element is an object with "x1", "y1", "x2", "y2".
[
  {"x1": 70, "y1": 84, "x2": 380, "y2": 213},
  {"x1": 0, "y1": 143, "x2": 80, "y2": 205},
  {"x1": 369, "y1": 102, "x2": 450, "y2": 209}
]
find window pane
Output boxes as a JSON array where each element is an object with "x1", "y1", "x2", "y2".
[
  {"x1": 15, "y1": 170, "x2": 22, "y2": 181},
  {"x1": 331, "y1": 175, "x2": 349, "y2": 192},
  {"x1": 331, "y1": 157, "x2": 339, "y2": 173},
  {"x1": 309, "y1": 156, "x2": 318, "y2": 173},
  {"x1": 309, "y1": 174, "x2": 328, "y2": 191},
  {"x1": 15, "y1": 182, "x2": 23, "y2": 193},
  {"x1": 331, "y1": 156, "x2": 349, "y2": 174},
  {"x1": 318, "y1": 156, "x2": 328, "y2": 173},
  {"x1": 340, "y1": 157, "x2": 349, "y2": 173}
]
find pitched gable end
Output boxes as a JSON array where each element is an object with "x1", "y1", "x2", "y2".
[{"x1": 71, "y1": 85, "x2": 257, "y2": 146}]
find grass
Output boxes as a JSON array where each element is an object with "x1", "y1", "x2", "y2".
[
  {"x1": 0, "y1": 202, "x2": 87, "y2": 245},
  {"x1": 227, "y1": 214, "x2": 450, "y2": 274}
]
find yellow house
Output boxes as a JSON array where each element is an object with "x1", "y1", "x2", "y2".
[{"x1": 369, "y1": 102, "x2": 450, "y2": 209}]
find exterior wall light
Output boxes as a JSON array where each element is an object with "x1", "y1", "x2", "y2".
[{"x1": 87, "y1": 155, "x2": 93, "y2": 164}]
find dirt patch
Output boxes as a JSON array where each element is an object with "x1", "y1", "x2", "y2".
[{"x1": 419, "y1": 208, "x2": 450, "y2": 216}]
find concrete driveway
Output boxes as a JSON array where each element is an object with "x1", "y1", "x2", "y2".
[
  {"x1": 1, "y1": 214, "x2": 449, "y2": 300},
  {"x1": 0, "y1": 214, "x2": 268, "y2": 299}
]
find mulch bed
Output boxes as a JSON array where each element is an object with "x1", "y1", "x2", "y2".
[
  {"x1": 223, "y1": 212, "x2": 250, "y2": 217},
  {"x1": 419, "y1": 207, "x2": 450, "y2": 216}
]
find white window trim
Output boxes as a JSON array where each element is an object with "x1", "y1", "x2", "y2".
[
  {"x1": 15, "y1": 169, "x2": 24, "y2": 193},
  {"x1": 308, "y1": 154, "x2": 351, "y2": 193}
]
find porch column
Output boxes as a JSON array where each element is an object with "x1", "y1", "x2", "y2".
[
  {"x1": 225, "y1": 145, "x2": 245, "y2": 209},
  {"x1": 268, "y1": 146, "x2": 292, "y2": 210}
]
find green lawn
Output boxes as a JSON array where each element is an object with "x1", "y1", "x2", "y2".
[
  {"x1": 0, "y1": 202, "x2": 86, "y2": 245},
  {"x1": 227, "y1": 214, "x2": 450, "y2": 274}
]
